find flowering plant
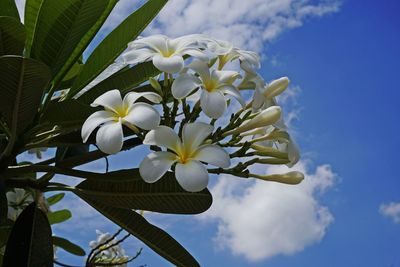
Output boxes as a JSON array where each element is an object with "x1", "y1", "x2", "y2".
[{"x1": 0, "y1": 0, "x2": 303, "y2": 266}]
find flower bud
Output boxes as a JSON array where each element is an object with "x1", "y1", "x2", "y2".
[
  {"x1": 250, "y1": 171, "x2": 304, "y2": 185},
  {"x1": 225, "y1": 106, "x2": 281, "y2": 136},
  {"x1": 251, "y1": 144, "x2": 288, "y2": 159},
  {"x1": 264, "y1": 77, "x2": 289, "y2": 99},
  {"x1": 149, "y1": 77, "x2": 162, "y2": 92}
]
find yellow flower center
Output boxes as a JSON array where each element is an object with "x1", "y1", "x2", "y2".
[{"x1": 204, "y1": 79, "x2": 218, "y2": 92}]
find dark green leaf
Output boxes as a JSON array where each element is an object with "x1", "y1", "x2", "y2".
[
  {"x1": 78, "y1": 62, "x2": 160, "y2": 104},
  {"x1": 52, "y1": 0, "x2": 118, "y2": 88},
  {"x1": 76, "y1": 169, "x2": 213, "y2": 215},
  {"x1": 0, "y1": 56, "x2": 51, "y2": 135},
  {"x1": 3, "y1": 203, "x2": 53, "y2": 267},
  {"x1": 80, "y1": 196, "x2": 200, "y2": 267},
  {"x1": 47, "y1": 209, "x2": 72, "y2": 225},
  {"x1": 0, "y1": 0, "x2": 20, "y2": 21},
  {"x1": 69, "y1": 0, "x2": 168, "y2": 97},
  {"x1": 55, "y1": 144, "x2": 90, "y2": 166},
  {"x1": 46, "y1": 193, "x2": 65, "y2": 206},
  {"x1": 0, "y1": 220, "x2": 13, "y2": 247},
  {"x1": 0, "y1": 180, "x2": 7, "y2": 224},
  {"x1": 39, "y1": 99, "x2": 95, "y2": 127},
  {"x1": 0, "y1": 16, "x2": 26, "y2": 56},
  {"x1": 24, "y1": 0, "x2": 44, "y2": 55},
  {"x1": 52, "y1": 236, "x2": 85, "y2": 256},
  {"x1": 29, "y1": 0, "x2": 114, "y2": 76}
]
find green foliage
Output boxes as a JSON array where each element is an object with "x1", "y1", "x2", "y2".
[
  {"x1": 0, "y1": 1, "x2": 210, "y2": 265},
  {"x1": 3, "y1": 203, "x2": 53, "y2": 267},
  {"x1": 0, "y1": 56, "x2": 51, "y2": 136},
  {"x1": 80, "y1": 196, "x2": 200, "y2": 267},
  {"x1": 47, "y1": 209, "x2": 72, "y2": 225},
  {"x1": 78, "y1": 62, "x2": 161, "y2": 103},
  {"x1": 76, "y1": 169, "x2": 213, "y2": 214},
  {"x1": 28, "y1": 0, "x2": 113, "y2": 76},
  {"x1": 52, "y1": 236, "x2": 86, "y2": 256},
  {"x1": 0, "y1": 0, "x2": 20, "y2": 21},
  {"x1": 68, "y1": 0, "x2": 168, "y2": 97},
  {"x1": 46, "y1": 193, "x2": 65, "y2": 206},
  {"x1": 0, "y1": 16, "x2": 26, "y2": 56}
]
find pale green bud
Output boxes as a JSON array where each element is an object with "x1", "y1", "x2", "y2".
[
  {"x1": 149, "y1": 77, "x2": 162, "y2": 92},
  {"x1": 250, "y1": 171, "x2": 304, "y2": 185},
  {"x1": 264, "y1": 77, "x2": 289, "y2": 99},
  {"x1": 224, "y1": 106, "x2": 281, "y2": 136}
]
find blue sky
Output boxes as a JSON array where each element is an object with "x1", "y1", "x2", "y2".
[{"x1": 24, "y1": 0, "x2": 400, "y2": 266}]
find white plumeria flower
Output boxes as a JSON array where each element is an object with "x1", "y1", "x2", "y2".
[
  {"x1": 139, "y1": 123, "x2": 231, "y2": 192},
  {"x1": 205, "y1": 38, "x2": 260, "y2": 73},
  {"x1": 81, "y1": 89, "x2": 161, "y2": 154},
  {"x1": 171, "y1": 60, "x2": 244, "y2": 119},
  {"x1": 122, "y1": 35, "x2": 208, "y2": 73},
  {"x1": 89, "y1": 230, "x2": 129, "y2": 267},
  {"x1": 7, "y1": 189, "x2": 34, "y2": 221}
]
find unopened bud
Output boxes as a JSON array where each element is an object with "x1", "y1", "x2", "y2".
[
  {"x1": 264, "y1": 77, "x2": 289, "y2": 99},
  {"x1": 224, "y1": 106, "x2": 281, "y2": 136},
  {"x1": 149, "y1": 77, "x2": 162, "y2": 92},
  {"x1": 251, "y1": 144, "x2": 288, "y2": 159},
  {"x1": 250, "y1": 171, "x2": 304, "y2": 185}
]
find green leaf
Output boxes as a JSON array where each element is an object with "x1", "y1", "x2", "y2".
[
  {"x1": 39, "y1": 99, "x2": 95, "y2": 128},
  {"x1": 0, "y1": 16, "x2": 26, "y2": 56},
  {"x1": 78, "y1": 62, "x2": 161, "y2": 104},
  {"x1": 0, "y1": 0, "x2": 20, "y2": 21},
  {"x1": 75, "y1": 169, "x2": 213, "y2": 215},
  {"x1": 46, "y1": 193, "x2": 65, "y2": 206},
  {"x1": 47, "y1": 209, "x2": 72, "y2": 225},
  {"x1": 0, "y1": 56, "x2": 51, "y2": 135},
  {"x1": 80, "y1": 196, "x2": 200, "y2": 267},
  {"x1": 52, "y1": 236, "x2": 86, "y2": 256},
  {"x1": 3, "y1": 203, "x2": 53, "y2": 267},
  {"x1": 29, "y1": 0, "x2": 115, "y2": 77},
  {"x1": 52, "y1": 0, "x2": 118, "y2": 88},
  {"x1": 0, "y1": 181, "x2": 7, "y2": 224},
  {"x1": 24, "y1": 0, "x2": 44, "y2": 56},
  {"x1": 55, "y1": 144, "x2": 90, "y2": 166},
  {"x1": 69, "y1": 0, "x2": 168, "y2": 97}
]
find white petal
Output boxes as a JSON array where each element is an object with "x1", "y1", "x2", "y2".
[
  {"x1": 95, "y1": 121, "x2": 123, "y2": 154},
  {"x1": 123, "y1": 92, "x2": 162, "y2": 111},
  {"x1": 180, "y1": 48, "x2": 209, "y2": 61},
  {"x1": 200, "y1": 90, "x2": 227, "y2": 119},
  {"x1": 152, "y1": 54, "x2": 184, "y2": 73},
  {"x1": 182, "y1": 122, "x2": 213, "y2": 151},
  {"x1": 143, "y1": 126, "x2": 181, "y2": 152},
  {"x1": 81, "y1": 110, "x2": 115, "y2": 142},
  {"x1": 129, "y1": 35, "x2": 168, "y2": 52},
  {"x1": 123, "y1": 103, "x2": 160, "y2": 130},
  {"x1": 252, "y1": 89, "x2": 264, "y2": 110},
  {"x1": 91, "y1": 89, "x2": 123, "y2": 113},
  {"x1": 187, "y1": 60, "x2": 211, "y2": 81},
  {"x1": 175, "y1": 161, "x2": 209, "y2": 192},
  {"x1": 194, "y1": 145, "x2": 230, "y2": 168},
  {"x1": 213, "y1": 70, "x2": 241, "y2": 84},
  {"x1": 122, "y1": 48, "x2": 155, "y2": 64},
  {"x1": 139, "y1": 151, "x2": 177, "y2": 183},
  {"x1": 221, "y1": 85, "x2": 245, "y2": 107},
  {"x1": 171, "y1": 73, "x2": 201, "y2": 99},
  {"x1": 287, "y1": 140, "x2": 300, "y2": 167}
]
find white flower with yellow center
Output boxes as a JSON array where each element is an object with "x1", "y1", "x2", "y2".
[
  {"x1": 205, "y1": 38, "x2": 260, "y2": 73},
  {"x1": 171, "y1": 60, "x2": 244, "y2": 119},
  {"x1": 139, "y1": 123, "x2": 231, "y2": 192},
  {"x1": 122, "y1": 35, "x2": 208, "y2": 73},
  {"x1": 81, "y1": 89, "x2": 161, "y2": 154}
]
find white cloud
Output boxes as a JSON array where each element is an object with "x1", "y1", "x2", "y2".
[
  {"x1": 379, "y1": 202, "x2": 400, "y2": 224},
  {"x1": 146, "y1": 0, "x2": 341, "y2": 51},
  {"x1": 201, "y1": 160, "x2": 336, "y2": 262}
]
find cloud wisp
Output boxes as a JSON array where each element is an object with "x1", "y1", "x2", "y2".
[
  {"x1": 379, "y1": 202, "x2": 400, "y2": 224},
  {"x1": 201, "y1": 161, "x2": 336, "y2": 262}
]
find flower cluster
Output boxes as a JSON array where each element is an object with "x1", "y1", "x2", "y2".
[
  {"x1": 88, "y1": 230, "x2": 130, "y2": 267},
  {"x1": 82, "y1": 34, "x2": 303, "y2": 192}
]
